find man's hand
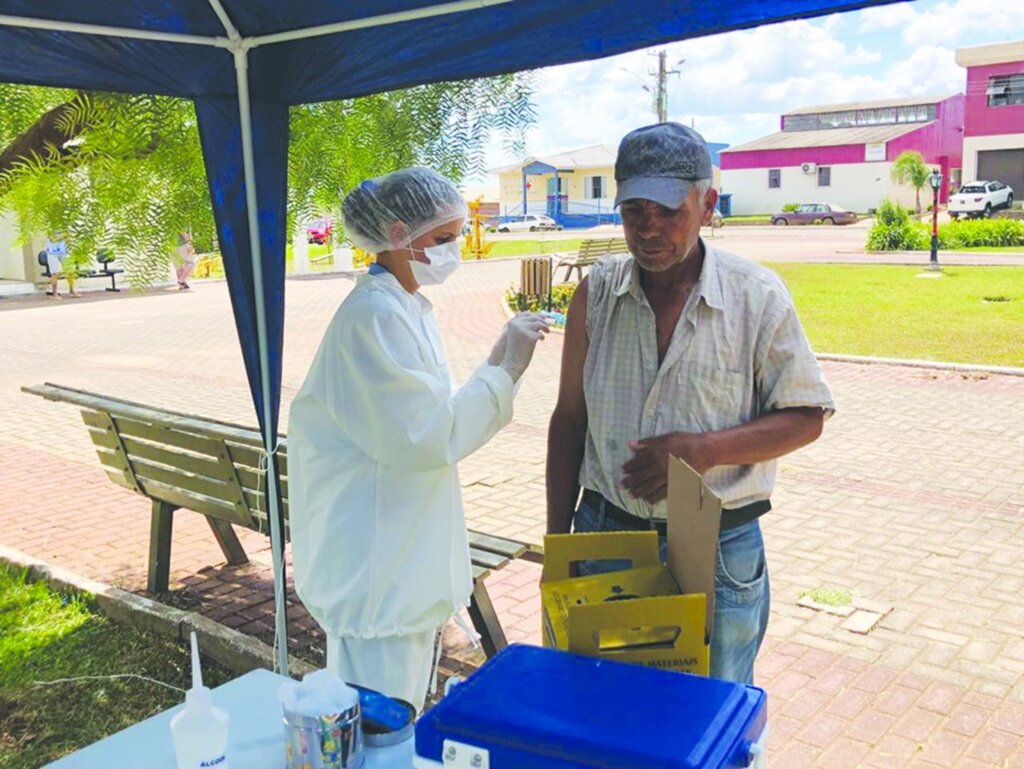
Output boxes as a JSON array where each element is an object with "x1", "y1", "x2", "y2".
[{"x1": 621, "y1": 432, "x2": 716, "y2": 504}]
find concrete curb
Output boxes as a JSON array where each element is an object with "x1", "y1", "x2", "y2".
[
  {"x1": 816, "y1": 353, "x2": 1024, "y2": 377},
  {"x1": 0, "y1": 544, "x2": 315, "y2": 678}
]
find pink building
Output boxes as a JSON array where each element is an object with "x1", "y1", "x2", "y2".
[
  {"x1": 956, "y1": 40, "x2": 1024, "y2": 197},
  {"x1": 719, "y1": 95, "x2": 965, "y2": 215}
]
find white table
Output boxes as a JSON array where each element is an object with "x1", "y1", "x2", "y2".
[{"x1": 46, "y1": 668, "x2": 414, "y2": 768}]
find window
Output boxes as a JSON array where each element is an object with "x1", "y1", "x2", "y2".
[
  {"x1": 784, "y1": 103, "x2": 937, "y2": 131},
  {"x1": 768, "y1": 169, "x2": 781, "y2": 188},
  {"x1": 988, "y1": 74, "x2": 1024, "y2": 107},
  {"x1": 817, "y1": 166, "x2": 831, "y2": 187},
  {"x1": 585, "y1": 175, "x2": 605, "y2": 199}
]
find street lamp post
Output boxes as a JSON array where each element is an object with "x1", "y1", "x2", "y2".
[{"x1": 928, "y1": 168, "x2": 943, "y2": 271}]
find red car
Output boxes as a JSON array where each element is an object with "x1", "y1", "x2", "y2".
[
  {"x1": 771, "y1": 203, "x2": 857, "y2": 225},
  {"x1": 306, "y1": 218, "x2": 333, "y2": 244}
]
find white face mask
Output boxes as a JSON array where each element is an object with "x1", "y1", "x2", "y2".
[{"x1": 408, "y1": 240, "x2": 461, "y2": 286}]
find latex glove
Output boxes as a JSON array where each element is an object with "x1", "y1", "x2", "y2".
[
  {"x1": 487, "y1": 325, "x2": 508, "y2": 367},
  {"x1": 499, "y1": 312, "x2": 549, "y2": 383}
]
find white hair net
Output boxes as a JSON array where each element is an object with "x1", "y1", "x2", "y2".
[{"x1": 341, "y1": 167, "x2": 467, "y2": 253}]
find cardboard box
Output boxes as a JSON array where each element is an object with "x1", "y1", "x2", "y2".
[{"x1": 541, "y1": 457, "x2": 722, "y2": 675}]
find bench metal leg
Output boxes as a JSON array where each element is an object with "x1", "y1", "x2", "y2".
[
  {"x1": 148, "y1": 500, "x2": 176, "y2": 593},
  {"x1": 205, "y1": 516, "x2": 249, "y2": 566},
  {"x1": 468, "y1": 577, "x2": 508, "y2": 658}
]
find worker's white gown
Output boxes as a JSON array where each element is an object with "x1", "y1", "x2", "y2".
[{"x1": 288, "y1": 270, "x2": 514, "y2": 708}]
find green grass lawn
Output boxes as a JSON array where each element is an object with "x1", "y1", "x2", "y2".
[
  {"x1": 483, "y1": 238, "x2": 585, "y2": 259},
  {"x1": 723, "y1": 215, "x2": 772, "y2": 223},
  {"x1": 768, "y1": 264, "x2": 1024, "y2": 367},
  {"x1": 0, "y1": 565, "x2": 234, "y2": 768}
]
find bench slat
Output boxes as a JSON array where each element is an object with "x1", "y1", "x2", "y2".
[
  {"x1": 84, "y1": 415, "x2": 288, "y2": 499},
  {"x1": 100, "y1": 466, "x2": 244, "y2": 523},
  {"x1": 94, "y1": 448, "x2": 254, "y2": 527},
  {"x1": 234, "y1": 464, "x2": 289, "y2": 499},
  {"x1": 82, "y1": 409, "x2": 225, "y2": 459},
  {"x1": 89, "y1": 427, "x2": 223, "y2": 479},
  {"x1": 471, "y1": 564, "x2": 490, "y2": 581},
  {"x1": 24, "y1": 384, "x2": 272, "y2": 447},
  {"x1": 468, "y1": 531, "x2": 528, "y2": 559},
  {"x1": 224, "y1": 441, "x2": 288, "y2": 476},
  {"x1": 469, "y1": 549, "x2": 508, "y2": 570}
]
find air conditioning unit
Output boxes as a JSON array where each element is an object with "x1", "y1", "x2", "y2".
[{"x1": 801, "y1": 162, "x2": 817, "y2": 174}]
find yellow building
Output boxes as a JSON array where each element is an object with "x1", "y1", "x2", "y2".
[
  {"x1": 492, "y1": 141, "x2": 726, "y2": 225},
  {"x1": 491, "y1": 144, "x2": 619, "y2": 223}
]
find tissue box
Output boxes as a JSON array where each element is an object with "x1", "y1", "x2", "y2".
[{"x1": 414, "y1": 645, "x2": 767, "y2": 769}]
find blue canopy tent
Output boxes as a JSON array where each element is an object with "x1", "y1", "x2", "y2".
[{"x1": 0, "y1": 0, "x2": 908, "y2": 675}]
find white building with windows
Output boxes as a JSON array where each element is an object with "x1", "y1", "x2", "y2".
[
  {"x1": 719, "y1": 95, "x2": 965, "y2": 215},
  {"x1": 956, "y1": 41, "x2": 1024, "y2": 196}
]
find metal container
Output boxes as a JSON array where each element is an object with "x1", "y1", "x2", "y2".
[
  {"x1": 283, "y1": 702, "x2": 364, "y2": 769},
  {"x1": 363, "y1": 697, "x2": 415, "y2": 749}
]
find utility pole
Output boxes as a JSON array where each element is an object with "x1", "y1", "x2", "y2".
[
  {"x1": 623, "y1": 51, "x2": 684, "y2": 123},
  {"x1": 650, "y1": 50, "x2": 684, "y2": 123}
]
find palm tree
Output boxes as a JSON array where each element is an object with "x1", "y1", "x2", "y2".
[{"x1": 890, "y1": 151, "x2": 930, "y2": 216}]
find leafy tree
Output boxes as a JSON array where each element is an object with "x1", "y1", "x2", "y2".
[
  {"x1": 0, "y1": 74, "x2": 535, "y2": 286},
  {"x1": 889, "y1": 150, "x2": 930, "y2": 216}
]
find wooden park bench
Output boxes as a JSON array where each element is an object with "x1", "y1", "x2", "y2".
[
  {"x1": 553, "y1": 237, "x2": 628, "y2": 282},
  {"x1": 38, "y1": 249, "x2": 124, "y2": 292},
  {"x1": 23, "y1": 383, "x2": 543, "y2": 657}
]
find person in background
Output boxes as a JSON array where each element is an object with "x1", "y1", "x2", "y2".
[
  {"x1": 289, "y1": 166, "x2": 548, "y2": 710},
  {"x1": 546, "y1": 123, "x2": 835, "y2": 684},
  {"x1": 173, "y1": 231, "x2": 196, "y2": 290},
  {"x1": 45, "y1": 232, "x2": 79, "y2": 299}
]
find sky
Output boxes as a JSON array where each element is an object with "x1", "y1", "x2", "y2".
[{"x1": 468, "y1": 0, "x2": 1024, "y2": 195}]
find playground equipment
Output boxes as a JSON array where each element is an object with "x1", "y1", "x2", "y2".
[{"x1": 462, "y1": 198, "x2": 495, "y2": 260}]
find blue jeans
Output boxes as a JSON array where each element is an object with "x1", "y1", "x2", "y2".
[{"x1": 573, "y1": 499, "x2": 770, "y2": 685}]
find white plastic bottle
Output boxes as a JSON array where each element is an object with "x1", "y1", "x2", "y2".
[{"x1": 171, "y1": 631, "x2": 230, "y2": 769}]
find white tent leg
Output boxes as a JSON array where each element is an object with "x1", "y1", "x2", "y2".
[{"x1": 231, "y1": 43, "x2": 290, "y2": 677}]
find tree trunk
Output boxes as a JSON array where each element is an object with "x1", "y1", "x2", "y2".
[
  {"x1": 915, "y1": 187, "x2": 922, "y2": 216},
  {"x1": 0, "y1": 92, "x2": 93, "y2": 192}
]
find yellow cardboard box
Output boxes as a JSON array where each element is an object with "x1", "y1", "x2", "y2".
[{"x1": 541, "y1": 457, "x2": 722, "y2": 675}]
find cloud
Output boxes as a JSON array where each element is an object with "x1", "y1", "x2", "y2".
[{"x1": 480, "y1": 0, "x2": 1022, "y2": 177}]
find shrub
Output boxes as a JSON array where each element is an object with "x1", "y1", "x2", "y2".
[
  {"x1": 876, "y1": 198, "x2": 909, "y2": 226},
  {"x1": 505, "y1": 282, "x2": 578, "y2": 315},
  {"x1": 938, "y1": 219, "x2": 1024, "y2": 249},
  {"x1": 782, "y1": 203, "x2": 800, "y2": 213},
  {"x1": 866, "y1": 198, "x2": 929, "y2": 250}
]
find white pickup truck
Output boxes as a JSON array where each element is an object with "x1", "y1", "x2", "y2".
[{"x1": 949, "y1": 181, "x2": 1014, "y2": 219}]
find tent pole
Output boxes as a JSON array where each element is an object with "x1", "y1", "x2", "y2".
[
  {"x1": 231, "y1": 42, "x2": 290, "y2": 678},
  {"x1": 0, "y1": 14, "x2": 223, "y2": 47},
  {"x1": 248, "y1": 0, "x2": 512, "y2": 47}
]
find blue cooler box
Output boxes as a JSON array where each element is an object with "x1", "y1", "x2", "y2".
[{"x1": 415, "y1": 645, "x2": 767, "y2": 768}]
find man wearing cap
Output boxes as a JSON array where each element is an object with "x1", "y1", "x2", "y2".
[{"x1": 546, "y1": 123, "x2": 834, "y2": 684}]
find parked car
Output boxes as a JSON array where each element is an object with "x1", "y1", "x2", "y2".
[
  {"x1": 771, "y1": 203, "x2": 857, "y2": 226},
  {"x1": 497, "y1": 214, "x2": 562, "y2": 233},
  {"x1": 949, "y1": 181, "x2": 1014, "y2": 219},
  {"x1": 306, "y1": 218, "x2": 333, "y2": 244}
]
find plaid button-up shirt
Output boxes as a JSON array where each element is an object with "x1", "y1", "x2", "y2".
[{"x1": 580, "y1": 242, "x2": 835, "y2": 519}]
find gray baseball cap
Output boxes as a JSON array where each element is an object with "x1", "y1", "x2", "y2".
[{"x1": 614, "y1": 122, "x2": 713, "y2": 209}]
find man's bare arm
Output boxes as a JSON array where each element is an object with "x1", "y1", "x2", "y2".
[{"x1": 546, "y1": 278, "x2": 590, "y2": 534}]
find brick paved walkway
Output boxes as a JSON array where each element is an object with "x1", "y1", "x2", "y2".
[{"x1": 2, "y1": 261, "x2": 1023, "y2": 767}]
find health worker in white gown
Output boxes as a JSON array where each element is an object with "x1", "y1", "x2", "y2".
[{"x1": 288, "y1": 167, "x2": 548, "y2": 710}]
